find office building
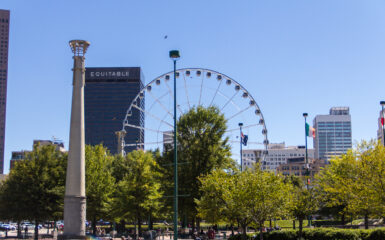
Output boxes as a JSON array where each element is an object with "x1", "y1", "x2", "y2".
[
  {"x1": 313, "y1": 107, "x2": 352, "y2": 163},
  {"x1": 242, "y1": 142, "x2": 314, "y2": 171},
  {"x1": 10, "y1": 139, "x2": 65, "y2": 170},
  {"x1": 163, "y1": 130, "x2": 173, "y2": 151},
  {"x1": 10, "y1": 150, "x2": 29, "y2": 170},
  {"x1": 85, "y1": 67, "x2": 144, "y2": 154},
  {"x1": 276, "y1": 158, "x2": 325, "y2": 178},
  {"x1": 0, "y1": 10, "x2": 9, "y2": 174}
]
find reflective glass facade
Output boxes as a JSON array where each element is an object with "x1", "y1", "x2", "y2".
[
  {"x1": 313, "y1": 107, "x2": 352, "y2": 163},
  {"x1": 85, "y1": 67, "x2": 144, "y2": 154},
  {"x1": 0, "y1": 10, "x2": 9, "y2": 173}
]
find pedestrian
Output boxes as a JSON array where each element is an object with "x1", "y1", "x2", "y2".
[{"x1": 208, "y1": 228, "x2": 215, "y2": 240}]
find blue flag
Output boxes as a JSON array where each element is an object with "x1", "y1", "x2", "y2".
[{"x1": 241, "y1": 132, "x2": 248, "y2": 146}]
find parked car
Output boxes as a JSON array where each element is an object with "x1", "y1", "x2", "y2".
[{"x1": 1, "y1": 224, "x2": 16, "y2": 231}]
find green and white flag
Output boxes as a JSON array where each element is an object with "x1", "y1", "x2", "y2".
[{"x1": 305, "y1": 123, "x2": 315, "y2": 138}]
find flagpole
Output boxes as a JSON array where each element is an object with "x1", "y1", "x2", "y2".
[
  {"x1": 303, "y1": 112, "x2": 312, "y2": 227},
  {"x1": 381, "y1": 101, "x2": 385, "y2": 146},
  {"x1": 239, "y1": 122, "x2": 243, "y2": 171}
]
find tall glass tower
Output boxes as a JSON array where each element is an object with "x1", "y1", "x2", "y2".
[
  {"x1": 313, "y1": 107, "x2": 352, "y2": 163},
  {"x1": 0, "y1": 10, "x2": 9, "y2": 173},
  {"x1": 84, "y1": 67, "x2": 144, "y2": 154}
]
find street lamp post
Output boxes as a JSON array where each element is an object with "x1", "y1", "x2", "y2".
[
  {"x1": 170, "y1": 50, "x2": 180, "y2": 240},
  {"x1": 303, "y1": 113, "x2": 309, "y2": 187},
  {"x1": 380, "y1": 101, "x2": 385, "y2": 146},
  {"x1": 239, "y1": 122, "x2": 243, "y2": 171}
]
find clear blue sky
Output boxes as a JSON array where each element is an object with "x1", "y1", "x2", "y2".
[{"x1": 1, "y1": 0, "x2": 385, "y2": 173}]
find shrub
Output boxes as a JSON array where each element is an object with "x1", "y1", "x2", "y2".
[
  {"x1": 312, "y1": 220, "x2": 344, "y2": 227},
  {"x1": 228, "y1": 228, "x2": 385, "y2": 240},
  {"x1": 264, "y1": 230, "x2": 297, "y2": 240},
  {"x1": 365, "y1": 229, "x2": 385, "y2": 240}
]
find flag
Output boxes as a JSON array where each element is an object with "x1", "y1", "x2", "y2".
[
  {"x1": 241, "y1": 132, "x2": 248, "y2": 146},
  {"x1": 305, "y1": 123, "x2": 315, "y2": 138},
  {"x1": 382, "y1": 117, "x2": 384, "y2": 126}
]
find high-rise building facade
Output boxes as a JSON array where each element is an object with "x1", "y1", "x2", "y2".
[
  {"x1": 85, "y1": 67, "x2": 144, "y2": 154},
  {"x1": 0, "y1": 10, "x2": 9, "y2": 173},
  {"x1": 313, "y1": 107, "x2": 352, "y2": 163}
]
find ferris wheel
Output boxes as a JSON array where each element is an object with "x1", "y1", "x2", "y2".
[{"x1": 119, "y1": 68, "x2": 269, "y2": 166}]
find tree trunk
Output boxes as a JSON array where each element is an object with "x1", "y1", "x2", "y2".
[
  {"x1": 138, "y1": 217, "x2": 142, "y2": 237},
  {"x1": 197, "y1": 218, "x2": 201, "y2": 233},
  {"x1": 293, "y1": 219, "x2": 296, "y2": 229},
  {"x1": 34, "y1": 221, "x2": 39, "y2": 240},
  {"x1": 365, "y1": 213, "x2": 369, "y2": 229},
  {"x1": 259, "y1": 222, "x2": 263, "y2": 240},
  {"x1": 269, "y1": 219, "x2": 272, "y2": 229},
  {"x1": 93, "y1": 215, "x2": 97, "y2": 235},
  {"x1": 341, "y1": 213, "x2": 345, "y2": 225},
  {"x1": 149, "y1": 214, "x2": 153, "y2": 230},
  {"x1": 17, "y1": 221, "x2": 21, "y2": 238},
  {"x1": 192, "y1": 216, "x2": 196, "y2": 232},
  {"x1": 298, "y1": 218, "x2": 303, "y2": 240},
  {"x1": 182, "y1": 214, "x2": 186, "y2": 229},
  {"x1": 241, "y1": 223, "x2": 247, "y2": 239},
  {"x1": 231, "y1": 224, "x2": 234, "y2": 236}
]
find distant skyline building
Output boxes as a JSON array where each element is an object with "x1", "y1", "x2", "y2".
[
  {"x1": 0, "y1": 10, "x2": 9, "y2": 174},
  {"x1": 313, "y1": 107, "x2": 352, "y2": 163},
  {"x1": 10, "y1": 139, "x2": 65, "y2": 170},
  {"x1": 276, "y1": 158, "x2": 325, "y2": 178},
  {"x1": 85, "y1": 67, "x2": 144, "y2": 154},
  {"x1": 242, "y1": 142, "x2": 314, "y2": 171}
]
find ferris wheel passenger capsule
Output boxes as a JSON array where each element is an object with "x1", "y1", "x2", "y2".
[
  {"x1": 242, "y1": 92, "x2": 248, "y2": 98},
  {"x1": 249, "y1": 100, "x2": 255, "y2": 106},
  {"x1": 262, "y1": 129, "x2": 267, "y2": 135},
  {"x1": 255, "y1": 109, "x2": 261, "y2": 115},
  {"x1": 217, "y1": 75, "x2": 222, "y2": 80},
  {"x1": 165, "y1": 75, "x2": 170, "y2": 81},
  {"x1": 185, "y1": 70, "x2": 191, "y2": 76},
  {"x1": 176, "y1": 72, "x2": 180, "y2": 78},
  {"x1": 226, "y1": 79, "x2": 232, "y2": 85},
  {"x1": 206, "y1": 72, "x2": 211, "y2": 78},
  {"x1": 235, "y1": 85, "x2": 240, "y2": 91},
  {"x1": 196, "y1": 70, "x2": 201, "y2": 76},
  {"x1": 147, "y1": 86, "x2": 152, "y2": 91},
  {"x1": 156, "y1": 79, "x2": 161, "y2": 85},
  {"x1": 259, "y1": 119, "x2": 264, "y2": 124}
]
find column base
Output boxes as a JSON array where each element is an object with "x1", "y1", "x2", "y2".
[
  {"x1": 63, "y1": 195, "x2": 86, "y2": 237},
  {"x1": 58, "y1": 234, "x2": 87, "y2": 239}
]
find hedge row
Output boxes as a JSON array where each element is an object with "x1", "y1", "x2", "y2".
[{"x1": 228, "y1": 228, "x2": 385, "y2": 240}]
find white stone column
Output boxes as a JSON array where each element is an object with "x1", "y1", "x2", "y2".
[{"x1": 60, "y1": 40, "x2": 90, "y2": 240}]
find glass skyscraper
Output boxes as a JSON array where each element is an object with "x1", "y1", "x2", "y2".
[
  {"x1": 313, "y1": 107, "x2": 352, "y2": 163},
  {"x1": 85, "y1": 67, "x2": 144, "y2": 154},
  {"x1": 0, "y1": 10, "x2": 9, "y2": 173}
]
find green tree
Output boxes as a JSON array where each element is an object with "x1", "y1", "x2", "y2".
[
  {"x1": 314, "y1": 152, "x2": 356, "y2": 225},
  {"x1": 85, "y1": 145, "x2": 115, "y2": 235},
  {"x1": 170, "y1": 106, "x2": 234, "y2": 228},
  {"x1": 0, "y1": 144, "x2": 67, "y2": 239},
  {"x1": 285, "y1": 175, "x2": 317, "y2": 239},
  {"x1": 111, "y1": 150, "x2": 163, "y2": 237},
  {"x1": 314, "y1": 143, "x2": 382, "y2": 229},
  {"x1": 197, "y1": 166, "x2": 290, "y2": 240},
  {"x1": 351, "y1": 141, "x2": 385, "y2": 228}
]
